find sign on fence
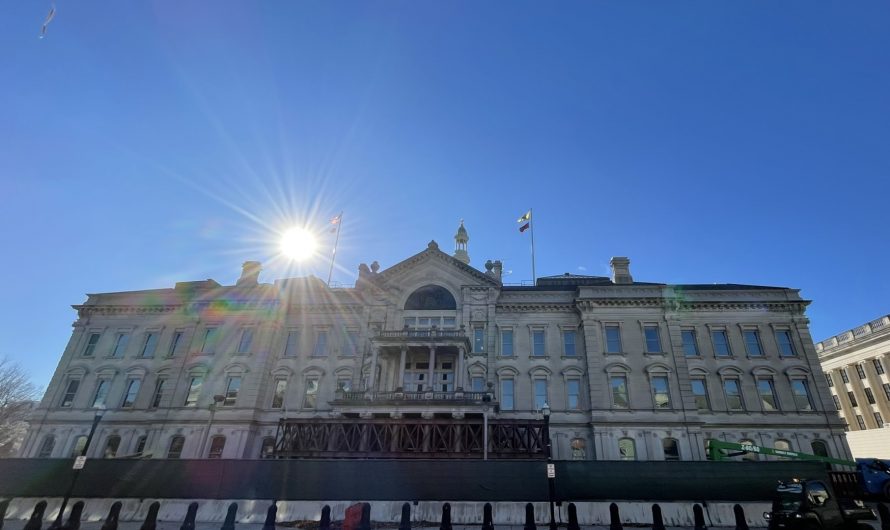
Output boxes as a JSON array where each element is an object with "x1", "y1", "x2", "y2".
[
  {"x1": 546, "y1": 464, "x2": 555, "y2": 478},
  {"x1": 73, "y1": 456, "x2": 87, "y2": 470}
]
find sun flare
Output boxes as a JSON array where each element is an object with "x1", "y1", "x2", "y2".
[{"x1": 279, "y1": 227, "x2": 317, "y2": 261}]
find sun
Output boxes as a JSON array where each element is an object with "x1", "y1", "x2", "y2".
[{"x1": 279, "y1": 227, "x2": 318, "y2": 261}]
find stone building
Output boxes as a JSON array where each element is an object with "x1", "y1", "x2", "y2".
[
  {"x1": 21, "y1": 224, "x2": 849, "y2": 462},
  {"x1": 816, "y1": 314, "x2": 890, "y2": 459}
]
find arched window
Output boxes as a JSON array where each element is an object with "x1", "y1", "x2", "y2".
[
  {"x1": 103, "y1": 435, "x2": 121, "y2": 458},
  {"x1": 811, "y1": 440, "x2": 829, "y2": 458},
  {"x1": 774, "y1": 439, "x2": 792, "y2": 460},
  {"x1": 167, "y1": 435, "x2": 185, "y2": 459},
  {"x1": 69, "y1": 435, "x2": 88, "y2": 458},
  {"x1": 37, "y1": 435, "x2": 55, "y2": 458},
  {"x1": 618, "y1": 438, "x2": 636, "y2": 461},
  {"x1": 134, "y1": 435, "x2": 148, "y2": 457},
  {"x1": 260, "y1": 437, "x2": 275, "y2": 459},
  {"x1": 739, "y1": 439, "x2": 758, "y2": 461},
  {"x1": 570, "y1": 438, "x2": 586, "y2": 460},
  {"x1": 208, "y1": 435, "x2": 226, "y2": 459},
  {"x1": 404, "y1": 285, "x2": 456, "y2": 310},
  {"x1": 704, "y1": 438, "x2": 716, "y2": 460},
  {"x1": 662, "y1": 438, "x2": 680, "y2": 461}
]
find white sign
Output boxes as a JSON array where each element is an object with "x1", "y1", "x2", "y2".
[
  {"x1": 73, "y1": 456, "x2": 87, "y2": 470},
  {"x1": 546, "y1": 463, "x2": 556, "y2": 478}
]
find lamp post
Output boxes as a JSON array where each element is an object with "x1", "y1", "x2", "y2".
[
  {"x1": 50, "y1": 406, "x2": 106, "y2": 530},
  {"x1": 200, "y1": 394, "x2": 225, "y2": 458},
  {"x1": 542, "y1": 403, "x2": 557, "y2": 530}
]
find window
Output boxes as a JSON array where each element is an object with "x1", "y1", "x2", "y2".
[
  {"x1": 61, "y1": 379, "x2": 79, "y2": 407},
  {"x1": 184, "y1": 376, "x2": 203, "y2": 407},
  {"x1": 723, "y1": 378, "x2": 744, "y2": 411},
  {"x1": 691, "y1": 379, "x2": 710, "y2": 411},
  {"x1": 150, "y1": 379, "x2": 166, "y2": 408},
  {"x1": 201, "y1": 327, "x2": 218, "y2": 354},
  {"x1": 167, "y1": 436, "x2": 185, "y2": 459},
  {"x1": 644, "y1": 325, "x2": 661, "y2": 353},
  {"x1": 532, "y1": 330, "x2": 545, "y2": 357},
  {"x1": 312, "y1": 331, "x2": 329, "y2": 357},
  {"x1": 70, "y1": 436, "x2": 87, "y2": 458},
  {"x1": 238, "y1": 328, "x2": 254, "y2": 353},
  {"x1": 807, "y1": 482, "x2": 830, "y2": 506},
  {"x1": 605, "y1": 325, "x2": 622, "y2": 353},
  {"x1": 336, "y1": 377, "x2": 351, "y2": 392},
  {"x1": 473, "y1": 328, "x2": 485, "y2": 353},
  {"x1": 533, "y1": 379, "x2": 548, "y2": 410},
  {"x1": 566, "y1": 379, "x2": 581, "y2": 410},
  {"x1": 864, "y1": 387, "x2": 876, "y2": 405},
  {"x1": 37, "y1": 436, "x2": 55, "y2": 458},
  {"x1": 140, "y1": 333, "x2": 158, "y2": 358},
  {"x1": 739, "y1": 439, "x2": 758, "y2": 461},
  {"x1": 618, "y1": 438, "x2": 636, "y2": 461},
  {"x1": 563, "y1": 331, "x2": 576, "y2": 356},
  {"x1": 884, "y1": 383, "x2": 890, "y2": 401},
  {"x1": 789, "y1": 379, "x2": 813, "y2": 411},
  {"x1": 875, "y1": 412, "x2": 884, "y2": 427},
  {"x1": 774, "y1": 439, "x2": 791, "y2": 453},
  {"x1": 303, "y1": 378, "x2": 319, "y2": 408},
  {"x1": 712, "y1": 330, "x2": 731, "y2": 357},
  {"x1": 610, "y1": 375, "x2": 629, "y2": 409},
  {"x1": 743, "y1": 330, "x2": 763, "y2": 357},
  {"x1": 841, "y1": 369, "x2": 849, "y2": 383},
  {"x1": 271, "y1": 379, "x2": 287, "y2": 408},
  {"x1": 103, "y1": 435, "x2": 121, "y2": 458},
  {"x1": 757, "y1": 379, "x2": 779, "y2": 411},
  {"x1": 208, "y1": 436, "x2": 226, "y2": 459},
  {"x1": 856, "y1": 415, "x2": 866, "y2": 430},
  {"x1": 825, "y1": 373, "x2": 834, "y2": 387},
  {"x1": 92, "y1": 380, "x2": 111, "y2": 408},
  {"x1": 856, "y1": 364, "x2": 867, "y2": 380},
  {"x1": 848, "y1": 391, "x2": 858, "y2": 408},
  {"x1": 811, "y1": 440, "x2": 829, "y2": 457},
  {"x1": 134, "y1": 435, "x2": 147, "y2": 456},
  {"x1": 662, "y1": 438, "x2": 680, "y2": 461},
  {"x1": 775, "y1": 330, "x2": 796, "y2": 357},
  {"x1": 223, "y1": 376, "x2": 241, "y2": 406},
  {"x1": 874, "y1": 358, "x2": 885, "y2": 375},
  {"x1": 651, "y1": 376, "x2": 670, "y2": 409},
  {"x1": 261, "y1": 437, "x2": 275, "y2": 458},
  {"x1": 111, "y1": 333, "x2": 130, "y2": 358},
  {"x1": 681, "y1": 330, "x2": 699, "y2": 357},
  {"x1": 168, "y1": 331, "x2": 184, "y2": 357},
  {"x1": 121, "y1": 379, "x2": 141, "y2": 408},
  {"x1": 832, "y1": 395, "x2": 841, "y2": 410},
  {"x1": 570, "y1": 438, "x2": 586, "y2": 460},
  {"x1": 501, "y1": 330, "x2": 514, "y2": 356},
  {"x1": 500, "y1": 379, "x2": 515, "y2": 411},
  {"x1": 83, "y1": 333, "x2": 101, "y2": 357},
  {"x1": 471, "y1": 376, "x2": 485, "y2": 392},
  {"x1": 344, "y1": 331, "x2": 359, "y2": 357}
]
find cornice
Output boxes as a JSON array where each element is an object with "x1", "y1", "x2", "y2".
[
  {"x1": 496, "y1": 303, "x2": 576, "y2": 313},
  {"x1": 73, "y1": 304, "x2": 182, "y2": 317},
  {"x1": 287, "y1": 304, "x2": 365, "y2": 314}
]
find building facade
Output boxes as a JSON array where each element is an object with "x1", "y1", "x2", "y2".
[
  {"x1": 816, "y1": 315, "x2": 890, "y2": 459},
  {"x1": 21, "y1": 226, "x2": 849, "y2": 462}
]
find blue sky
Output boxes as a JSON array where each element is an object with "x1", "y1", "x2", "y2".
[{"x1": 1, "y1": 1, "x2": 889, "y2": 388}]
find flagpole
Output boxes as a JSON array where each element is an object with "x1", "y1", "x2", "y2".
[
  {"x1": 529, "y1": 207, "x2": 536, "y2": 285},
  {"x1": 327, "y1": 212, "x2": 343, "y2": 287}
]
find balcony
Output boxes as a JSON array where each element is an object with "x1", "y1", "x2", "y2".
[{"x1": 333, "y1": 389, "x2": 493, "y2": 406}]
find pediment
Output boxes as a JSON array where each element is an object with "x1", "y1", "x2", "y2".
[{"x1": 375, "y1": 241, "x2": 501, "y2": 291}]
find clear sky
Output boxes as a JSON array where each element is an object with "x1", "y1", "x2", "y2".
[{"x1": 1, "y1": 1, "x2": 889, "y2": 389}]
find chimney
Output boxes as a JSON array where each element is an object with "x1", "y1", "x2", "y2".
[
  {"x1": 610, "y1": 257, "x2": 633, "y2": 284},
  {"x1": 492, "y1": 260, "x2": 503, "y2": 282},
  {"x1": 237, "y1": 261, "x2": 262, "y2": 287}
]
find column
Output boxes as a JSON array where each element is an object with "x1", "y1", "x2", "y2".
[
  {"x1": 398, "y1": 346, "x2": 408, "y2": 390},
  {"x1": 427, "y1": 346, "x2": 436, "y2": 392},
  {"x1": 456, "y1": 345, "x2": 466, "y2": 390},
  {"x1": 369, "y1": 346, "x2": 380, "y2": 391}
]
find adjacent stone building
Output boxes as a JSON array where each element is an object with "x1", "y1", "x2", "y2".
[
  {"x1": 816, "y1": 315, "x2": 890, "y2": 459},
  {"x1": 21, "y1": 225, "x2": 850, "y2": 462}
]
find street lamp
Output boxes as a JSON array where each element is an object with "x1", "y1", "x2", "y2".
[
  {"x1": 542, "y1": 403, "x2": 557, "y2": 530},
  {"x1": 50, "y1": 406, "x2": 106, "y2": 530}
]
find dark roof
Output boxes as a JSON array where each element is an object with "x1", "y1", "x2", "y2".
[{"x1": 673, "y1": 283, "x2": 788, "y2": 291}]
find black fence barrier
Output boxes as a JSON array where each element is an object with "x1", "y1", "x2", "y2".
[{"x1": 0, "y1": 459, "x2": 827, "y2": 502}]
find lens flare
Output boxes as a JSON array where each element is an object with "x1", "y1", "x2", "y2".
[{"x1": 280, "y1": 227, "x2": 317, "y2": 261}]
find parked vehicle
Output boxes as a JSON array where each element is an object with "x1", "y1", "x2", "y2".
[
  {"x1": 765, "y1": 478, "x2": 878, "y2": 530},
  {"x1": 855, "y1": 459, "x2": 890, "y2": 500}
]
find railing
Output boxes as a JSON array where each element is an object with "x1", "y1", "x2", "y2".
[
  {"x1": 333, "y1": 389, "x2": 493, "y2": 404},
  {"x1": 816, "y1": 315, "x2": 890, "y2": 353},
  {"x1": 375, "y1": 328, "x2": 468, "y2": 340}
]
